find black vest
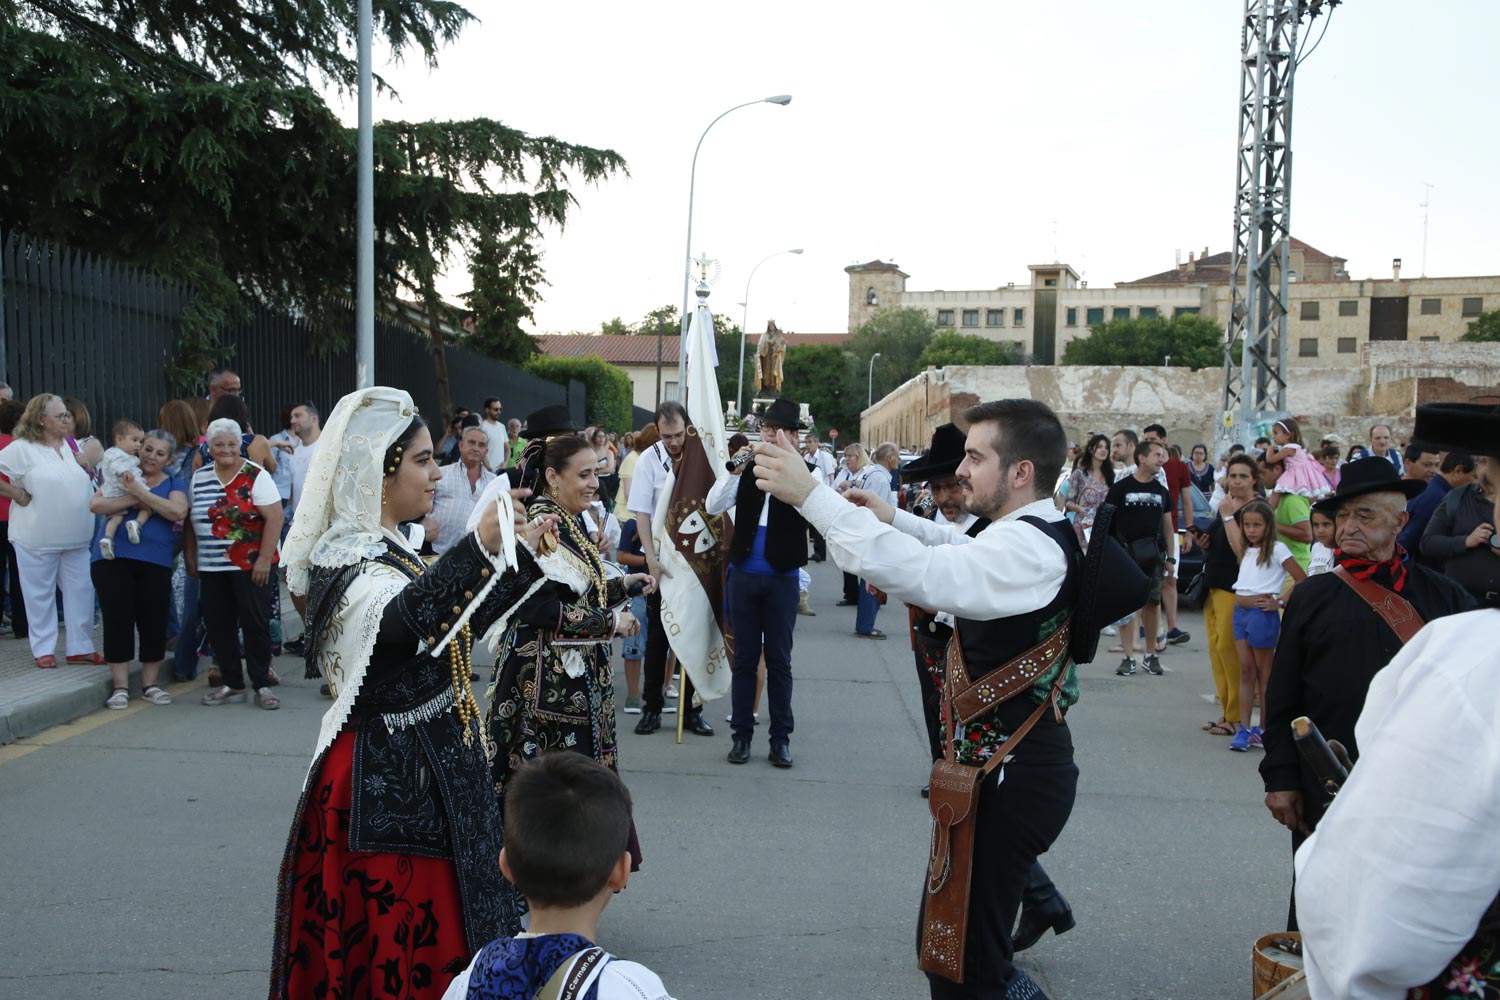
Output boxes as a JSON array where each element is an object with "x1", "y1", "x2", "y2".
[
  {"x1": 727, "y1": 467, "x2": 808, "y2": 572},
  {"x1": 955, "y1": 515, "x2": 1081, "y2": 679}
]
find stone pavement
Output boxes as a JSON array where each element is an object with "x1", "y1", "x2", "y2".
[{"x1": 0, "y1": 620, "x2": 120, "y2": 744}]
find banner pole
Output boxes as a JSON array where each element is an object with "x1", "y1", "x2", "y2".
[{"x1": 675, "y1": 656, "x2": 686, "y2": 744}]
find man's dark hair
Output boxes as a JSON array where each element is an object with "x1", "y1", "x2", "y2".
[
  {"x1": 208, "y1": 394, "x2": 253, "y2": 432},
  {"x1": 961, "y1": 399, "x2": 1067, "y2": 500},
  {"x1": 1228, "y1": 443, "x2": 1246, "y2": 456},
  {"x1": 654, "y1": 400, "x2": 688, "y2": 427},
  {"x1": 1143, "y1": 423, "x2": 1167, "y2": 439},
  {"x1": 1254, "y1": 436, "x2": 1272, "y2": 449},
  {"x1": 460, "y1": 413, "x2": 482, "y2": 430},
  {"x1": 1226, "y1": 452, "x2": 1260, "y2": 479},
  {"x1": 483, "y1": 397, "x2": 501, "y2": 410},
  {"x1": 1133, "y1": 439, "x2": 1160, "y2": 463},
  {"x1": 1440, "y1": 451, "x2": 1476, "y2": 474},
  {"x1": 1403, "y1": 442, "x2": 1437, "y2": 463},
  {"x1": 503, "y1": 752, "x2": 632, "y2": 907},
  {"x1": 0, "y1": 399, "x2": 23, "y2": 436},
  {"x1": 1114, "y1": 428, "x2": 1139, "y2": 449},
  {"x1": 293, "y1": 400, "x2": 319, "y2": 420}
]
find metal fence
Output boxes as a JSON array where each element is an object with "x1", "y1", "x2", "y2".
[{"x1": 0, "y1": 229, "x2": 583, "y2": 436}]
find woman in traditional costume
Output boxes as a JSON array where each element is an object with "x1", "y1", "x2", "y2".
[
  {"x1": 269, "y1": 387, "x2": 556, "y2": 1000},
  {"x1": 485, "y1": 435, "x2": 653, "y2": 889}
]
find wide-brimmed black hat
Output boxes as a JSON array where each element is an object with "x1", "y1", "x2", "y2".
[
  {"x1": 1311, "y1": 455, "x2": 1427, "y2": 514},
  {"x1": 901, "y1": 423, "x2": 966, "y2": 483},
  {"x1": 759, "y1": 397, "x2": 804, "y2": 430},
  {"x1": 1414, "y1": 402, "x2": 1500, "y2": 459},
  {"x1": 519, "y1": 404, "x2": 577, "y2": 439},
  {"x1": 1069, "y1": 503, "x2": 1150, "y2": 666}
]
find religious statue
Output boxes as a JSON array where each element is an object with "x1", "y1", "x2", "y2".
[{"x1": 754, "y1": 320, "x2": 788, "y2": 397}]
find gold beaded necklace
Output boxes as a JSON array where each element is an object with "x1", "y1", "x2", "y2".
[
  {"x1": 387, "y1": 550, "x2": 481, "y2": 746},
  {"x1": 535, "y1": 497, "x2": 607, "y2": 606}
]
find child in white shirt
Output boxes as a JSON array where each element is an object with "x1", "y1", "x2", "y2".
[
  {"x1": 1229, "y1": 499, "x2": 1308, "y2": 752},
  {"x1": 98, "y1": 420, "x2": 149, "y2": 560},
  {"x1": 1308, "y1": 508, "x2": 1337, "y2": 575}
]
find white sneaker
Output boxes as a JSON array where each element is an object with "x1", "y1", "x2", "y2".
[
  {"x1": 1102, "y1": 625, "x2": 1117, "y2": 636},
  {"x1": 662, "y1": 703, "x2": 677, "y2": 715},
  {"x1": 665, "y1": 684, "x2": 679, "y2": 699},
  {"x1": 125, "y1": 520, "x2": 141, "y2": 544},
  {"x1": 99, "y1": 537, "x2": 116, "y2": 560}
]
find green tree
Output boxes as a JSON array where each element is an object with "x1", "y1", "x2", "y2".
[
  {"x1": 1061, "y1": 314, "x2": 1225, "y2": 368},
  {"x1": 1460, "y1": 309, "x2": 1500, "y2": 342},
  {"x1": 2, "y1": 2, "x2": 625, "y2": 409},
  {"x1": 782, "y1": 344, "x2": 858, "y2": 437},
  {"x1": 917, "y1": 331, "x2": 1022, "y2": 368},
  {"x1": 599, "y1": 317, "x2": 631, "y2": 336},
  {"x1": 844, "y1": 308, "x2": 936, "y2": 406},
  {"x1": 525, "y1": 355, "x2": 632, "y2": 433}
]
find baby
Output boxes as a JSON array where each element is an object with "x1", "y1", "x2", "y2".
[{"x1": 98, "y1": 420, "x2": 150, "y2": 560}]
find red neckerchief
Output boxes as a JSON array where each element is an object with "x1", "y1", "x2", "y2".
[{"x1": 1334, "y1": 544, "x2": 1409, "y2": 593}]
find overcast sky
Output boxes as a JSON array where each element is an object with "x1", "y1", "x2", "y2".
[{"x1": 343, "y1": 0, "x2": 1500, "y2": 336}]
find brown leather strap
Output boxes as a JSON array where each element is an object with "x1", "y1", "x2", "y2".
[
  {"x1": 948, "y1": 625, "x2": 1072, "y2": 727},
  {"x1": 1332, "y1": 566, "x2": 1425, "y2": 644}
]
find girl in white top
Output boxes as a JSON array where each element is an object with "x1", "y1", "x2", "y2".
[
  {"x1": 1307, "y1": 507, "x2": 1337, "y2": 576},
  {"x1": 1229, "y1": 499, "x2": 1307, "y2": 751},
  {"x1": 0, "y1": 394, "x2": 102, "y2": 666}
]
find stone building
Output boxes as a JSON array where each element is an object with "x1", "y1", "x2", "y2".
[{"x1": 846, "y1": 239, "x2": 1499, "y2": 368}]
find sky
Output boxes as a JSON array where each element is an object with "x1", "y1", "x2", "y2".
[{"x1": 339, "y1": 0, "x2": 1500, "y2": 337}]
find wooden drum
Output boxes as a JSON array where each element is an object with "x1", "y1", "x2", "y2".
[{"x1": 1253, "y1": 932, "x2": 1304, "y2": 998}]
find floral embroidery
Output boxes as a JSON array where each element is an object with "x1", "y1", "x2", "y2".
[{"x1": 204, "y1": 462, "x2": 277, "y2": 571}]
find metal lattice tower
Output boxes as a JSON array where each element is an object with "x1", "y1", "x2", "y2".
[{"x1": 1219, "y1": 0, "x2": 1303, "y2": 451}]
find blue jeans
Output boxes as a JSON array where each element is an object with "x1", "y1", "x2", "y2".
[
  {"x1": 855, "y1": 578, "x2": 881, "y2": 634},
  {"x1": 726, "y1": 567, "x2": 797, "y2": 746},
  {"x1": 621, "y1": 594, "x2": 648, "y2": 661},
  {"x1": 174, "y1": 574, "x2": 206, "y2": 679}
]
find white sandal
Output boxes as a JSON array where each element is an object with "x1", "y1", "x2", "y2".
[
  {"x1": 201, "y1": 686, "x2": 247, "y2": 706},
  {"x1": 141, "y1": 685, "x2": 173, "y2": 706},
  {"x1": 105, "y1": 688, "x2": 129, "y2": 710}
]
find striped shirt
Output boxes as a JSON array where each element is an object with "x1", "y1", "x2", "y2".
[{"x1": 190, "y1": 460, "x2": 280, "y2": 572}]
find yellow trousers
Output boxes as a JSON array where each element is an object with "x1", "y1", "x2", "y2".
[{"x1": 1204, "y1": 588, "x2": 1242, "y2": 725}]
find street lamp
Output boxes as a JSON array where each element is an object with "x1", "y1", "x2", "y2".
[
  {"x1": 867, "y1": 352, "x2": 882, "y2": 409},
  {"x1": 674, "y1": 94, "x2": 793, "y2": 408},
  {"x1": 737, "y1": 248, "x2": 804, "y2": 417}
]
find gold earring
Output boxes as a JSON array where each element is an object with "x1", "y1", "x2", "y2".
[{"x1": 381, "y1": 479, "x2": 388, "y2": 503}]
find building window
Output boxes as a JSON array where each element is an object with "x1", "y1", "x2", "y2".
[
  {"x1": 1013, "y1": 308, "x2": 1025, "y2": 326},
  {"x1": 1463, "y1": 297, "x2": 1484, "y2": 317},
  {"x1": 1086, "y1": 307, "x2": 1105, "y2": 326},
  {"x1": 1138, "y1": 307, "x2": 1158, "y2": 319},
  {"x1": 1112, "y1": 307, "x2": 1131, "y2": 320},
  {"x1": 1337, "y1": 337, "x2": 1357, "y2": 354},
  {"x1": 1339, "y1": 300, "x2": 1358, "y2": 317},
  {"x1": 1173, "y1": 306, "x2": 1200, "y2": 317},
  {"x1": 1043, "y1": 278, "x2": 1057, "y2": 287},
  {"x1": 936, "y1": 309, "x2": 954, "y2": 327},
  {"x1": 1420, "y1": 298, "x2": 1442, "y2": 315},
  {"x1": 1420, "y1": 335, "x2": 1442, "y2": 343},
  {"x1": 1300, "y1": 301, "x2": 1320, "y2": 320},
  {"x1": 1009, "y1": 341, "x2": 1025, "y2": 354},
  {"x1": 1298, "y1": 337, "x2": 1319, "y2": 357},
  {"x1": 961, "y1": 309, "x2": 979, "y2": 327},
  {"x1": 1065, "y1": 307, "x2": 1077, "y2": 327},
  {"x1": 986, "y1": 309, "x2": 1004, "y2": 327},
  {"x1": 866, "y1": 286, "x2": 878, "y2": 306}
]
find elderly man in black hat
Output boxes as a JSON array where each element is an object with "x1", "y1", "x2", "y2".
[
  {"x1": 708, "y1": 398, "x2": 810, "y2": 768},
  {"x1": 1293, "y1": 403, "x2": 1500, "y2": 1000},
  {"x1": 1260, "y1": 455, "x2": 1475, "y2": 929}
]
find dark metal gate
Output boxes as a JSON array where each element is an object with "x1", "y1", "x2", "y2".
[{"x1": 1369, "y1": 296, "x2": 1410, "y2": 342}]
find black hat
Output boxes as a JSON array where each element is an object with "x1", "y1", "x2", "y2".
[
  {"x1": 520, "y1": 404, "x2": 577, "y2": 440},
  {"x1": 759, "y1": 397, "x2": 804, "y2": 430},
  {"x1": 901, "y1": 423, "x2": 966, "y2": 483},
  {"x1": 1311, "y1": 455, "x2": 1427, "y2": 514},
  {"x1": 1069, "y1": 503, "x2": 1150, "y2": 666},
  {"x1": 1414, "y1": 402, "x2": 1500, "y2": 459}
]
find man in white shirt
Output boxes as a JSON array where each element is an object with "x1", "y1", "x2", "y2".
[
  {"x1": 426, "y1": 425, "x2": 495, "y2": 555},
  {"x1": 480, "y1": 396, "x2": 508, "y2": 472},
  {"x1": 1293, "y1": 401, "x2": 1500, "y2": 1000},
  {"x1": 1369, "y1": 422, "x2": 1404, "y2": 474},
  {"x1": 285, "y1": 401, "x2": 321, "y2": 523},
  {"x1": 752, "y1": 398, "x2": 1082, "y2": 1000},
  {"x1": 627, "y1": 400, "x2": 712, "y2": 738},
  {"x1": 802, "y1": 432, "x2": 835, "y2": 561}
]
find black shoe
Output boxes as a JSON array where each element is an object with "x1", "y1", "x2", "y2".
[
  {"x1": 685, "y1": 712, "x2": 714, "y2": 737},
  {"x1": 1012, "y1": 894, "x2": 1075, "y2": 953},
  {"x1": 727, "y1": 739, "x2": 751, "y2": 764},
  {"x1": 768, "y1": 743, "x2": 793, "y2": 768},
  {"x1": 1115, "y1": 657, "x2": 1136, "y2": 676},
  {"x1": 283, "y1": 637, "x2": 306, "y2": 656},
  {"x1": 836, "y1": 599, "x2": 857, "y2": 607},
  {"x1": 920, "y1": 784, "x2": 930, "y2": 798},
  {"x1": 1141, "y1": 654, "x2": 1164, "y2": 676},
  {"x1": 634, "y1": 711, "x2": 662, "y2": 735}
]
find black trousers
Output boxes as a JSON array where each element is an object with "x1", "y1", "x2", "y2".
[
  {"x1": 198, "y1": 570, "x2": 274, "y2": 690},
  {"x1": 642, "y1": 588, "x2": 697, "y2": 715},
  {"x1": 842, "y1": 571, "x2": 860, "y2": 604},
  {"x1": 90, "y1": 558, "x2": 172, "y2": 664},
  {"x1": 0, "y1": 522, "x2": 25, "y2": 638},
  {"x1": 911, "y1": 628, "x2": 947, "y2": 763},
  {"x1": 727, "y1": 568, "x2": 797, "y2": 745},
  {"x1": 808, "y1": 522, "x2": 827, "y2": 560},
  {"x1": 921, "y1": 714, "x2": 1078, "y2": 1000}
]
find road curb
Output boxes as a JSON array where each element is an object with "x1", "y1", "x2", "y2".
[{"x1": 0, "y1": 659, "x2": 167, "y2": 745}]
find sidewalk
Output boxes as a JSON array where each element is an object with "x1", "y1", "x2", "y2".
[{"x1": 0, "y1": 623, "x2": 127, "y2": 744}]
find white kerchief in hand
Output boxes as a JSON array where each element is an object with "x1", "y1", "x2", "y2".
[{"x1": 465, "y1": 476, "x2": 520, "y2": 572}]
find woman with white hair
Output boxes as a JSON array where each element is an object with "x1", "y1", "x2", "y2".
[
  {"x1": 269, "y1": 387, "x2": 556, "y2": 1000},
  {"x1": 186, "y1": 417, "x2": 283, "y2": 707}
]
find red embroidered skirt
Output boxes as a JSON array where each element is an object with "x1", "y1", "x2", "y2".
[{"x1": 277, "y1": 732, "x2": 472, "y2": 1000}]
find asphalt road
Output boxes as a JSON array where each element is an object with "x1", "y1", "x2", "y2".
[{"x1": 0, "y1": 561, "x2": 1292, "y2": 999}]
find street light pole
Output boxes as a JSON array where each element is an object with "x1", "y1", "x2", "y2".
[
  {"x1": 676, "y1": 94, "x2": 792, "y2": 410},
  {"x1": 354, "y1": 0, "x2": 374, "y2": 388},
  {"x1": 867, "y1": 352, "x2": 882, "y2": 409},
  {"x1": 737, "y1": 248, "x2": 803, "y2": 418}
]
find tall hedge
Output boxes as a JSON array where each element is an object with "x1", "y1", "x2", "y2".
[{"x1": 525, "y1": 355, "x2": 633, "y2": 433}]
